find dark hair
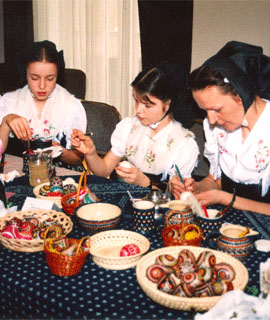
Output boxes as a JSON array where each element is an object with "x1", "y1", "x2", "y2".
[
  {"x1": 16, "y1": 40, "x2": 65, "y2": 87},
  {"x1": 131, "y1": 62, "x2": 196, "y2": 128},
  {"x1": 189, "y1": 65, "x2": 239, "y2": 98}
]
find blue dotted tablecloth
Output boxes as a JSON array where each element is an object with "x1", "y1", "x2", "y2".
[{"x1": 1, "y1": 175, "x2": 270, "y2": 319}]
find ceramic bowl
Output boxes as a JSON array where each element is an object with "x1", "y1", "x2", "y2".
[{"x1": 74, "y1": 203, "x2": 122, "y2": 233}]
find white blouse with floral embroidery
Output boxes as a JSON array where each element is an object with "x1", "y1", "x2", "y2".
[
  {"x1": 111, "y1": 116, "x2": 199, "y2": 180},
  {"x1": 204, "y1": 99, "x2": 270, "y2": 196},
  {"x1": 0, "y1": 84, "x2": 87, "y2": 149}
]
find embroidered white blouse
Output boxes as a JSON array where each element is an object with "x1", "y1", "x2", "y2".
[
  {"x1": 0, "y1": 84, "x2": 87, "y2": 149},
  {"x1": 204, "y1": 99, "x2": 270, "y2": 196},
  {"x1": 111, "y1": 116, "x2": 199, "y2": 179}
]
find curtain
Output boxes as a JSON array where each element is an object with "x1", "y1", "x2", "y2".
[{"x1": 32, "y1": 0, "x2": 141, "y2": 118}]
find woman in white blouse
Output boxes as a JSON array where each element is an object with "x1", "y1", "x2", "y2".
[
  {"x1": 71, "y1": 62, "x2": 199, "y2": 190},
  {"x1": 0, "y1": 40, "x2": 86, "y2": 165},
  {"x1": 171, "y1": 41, "x2": 270, "y2": 215}
]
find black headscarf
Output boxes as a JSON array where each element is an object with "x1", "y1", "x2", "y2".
[
  {"x1": 204, "y1": 41, "x2": 270, "y2": 111},
  {"x1": 158, "y1": 62, "x2": 196, "y2": 128}
]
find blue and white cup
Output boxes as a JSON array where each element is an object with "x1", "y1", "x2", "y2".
[{"x1": 132, "y1": 200, "x2": 155, "y2": 234}]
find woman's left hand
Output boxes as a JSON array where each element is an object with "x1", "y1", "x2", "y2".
[
  {"x1": 115, "y1": 165, "x2": 150, "y2": 187},
  {"x1": 195, "y1": 189, "x2": 225, "y2": 207}
]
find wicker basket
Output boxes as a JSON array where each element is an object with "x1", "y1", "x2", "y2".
[
  {"x1": 44, "y1": 230, "x2": 90, "y2": 276},
  {"x1": 0, "y1": 209, "x2": 73, "y2": 252},
  {"x1": 90, "y1": 230, "x2": 150, "y2": 270},
  {"x1": 136, "y1": 246, "x2": 249, "y2": 311},
  {"x1": 33, "y1": 182, "x2": 78, "y2": 208},
  {"x1": 61, "y1": 171, "x2": 88, "y2": 215},
  {"x1": 161, "y1": 210, "x2": 203, "y2": 247}
]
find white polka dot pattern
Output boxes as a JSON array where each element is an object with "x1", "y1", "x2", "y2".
[{"x1": 1, "y1": 176, "x2": 269, "y2": 319}]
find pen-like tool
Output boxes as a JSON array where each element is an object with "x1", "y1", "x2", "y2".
[{"x1": 175, "y1": 165, "x2": 185, "y2": 184}]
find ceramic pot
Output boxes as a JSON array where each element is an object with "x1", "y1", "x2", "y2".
[
  {"x1": 164, "y1": 200, "x2": 194, "y2": 226},
  {"x1": 206, "y1": 224, "x2": 258, "y2": 261}
]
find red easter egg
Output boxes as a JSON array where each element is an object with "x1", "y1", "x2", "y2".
[
  {"x1": 47, "y1": 191, "x2": 63, "y2": 197},
  {"x1": 120, "y1": 244, "x2": 140, "y2": 257}
]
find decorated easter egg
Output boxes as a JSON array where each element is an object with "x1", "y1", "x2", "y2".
[
  {"x1": 214, "y1": 262, "x2": 236, "y2": 282},
  {"x1": 156, "y1": 254, "x2": 178, "y2": 267},
  {"x1": 16, "y1": 230, "x2": 33, "y2": 240},
  {"x1": 49, "y1": 185, "x2": 64, "y2": 194},
  {"x1": 177, "y1": 249, "x2": 197, "y2": 275},
  {"x1": 196, "y1": 250, "x2": 216, "y2": 269},
  {"x1": 157, "y1": 275, "x2": 176, "y2": 294},
  {"x1": 63, "y1": 184, "x2": 77, "y2": 195},
  {"x1": 194, "y1": 281, "x2": 215, "y2": 297},
  {"x1": 146, "y1": 264, "x2": 167, "y2": 283},
  {"x1": 45, "y1": 224, "x2": 63, "y2": 239},
  {"x1": 52, "y1": 236, "x2": 69, "y2": 251},
  {"x1": 39, "y1": 184, "x2": 50, "y2": 196},
  {"x1": 211, "y1": 279, "x2": 233, "y2": 296},
  {"x1": 47, "y1": 191, "x2": 63, "y2": 197},
  {"x1": 163, "y1": 228, "x2": 179, "y2": 239},
  {"x1": 1, "y1": 224, "x2": 16, "y2": 239},
  {"x1": 182, "y1": 271, "x2": 203, "y2": 289},
  {"x1": 173, "y1": 284, "x2": 190, "y2": 297},
  {"x1": 25, "y1": 217, "x2": 40, "y2": 227},
  {"x1": 197, "y1": 266, "x2": 214, "y2": 283},
  {"x1": 120, "y1": 244, "x2": 140, "y2": 257},
  {"x1": 83, "y1": 193, "x2": 98, "y2": 204},
  {"x1": 50, "y1": 176, "x2": 63, "y2": 188},
  {"x1": 64, "y1": 177, "x2": 76, "y2": 185}
]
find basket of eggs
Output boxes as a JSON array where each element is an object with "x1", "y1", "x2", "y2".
[
  {"x1": 161, "y1": 210, "x2": 203, "y2": 247},
  {"x1": 44, "y1": 226, "x2": 90, "y2": 276},
  {"x1": 61, "y1": 171, "x2": 99, "y2": 215},
  {"x1": 33, "y1": 176, "x2": 78, "y2": 208}
]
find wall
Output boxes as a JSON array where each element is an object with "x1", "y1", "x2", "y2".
[
  {"x1": 0, "y1": 0, "x2": 4, "y2": 63},
  {"x1": 191, "y1": 0, "x2": 270, "y2": 70}
]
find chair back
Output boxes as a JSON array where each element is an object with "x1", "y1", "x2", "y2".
[
  {"x1": 63, "y1": 69, "x2": 86, "y2": 100},
  {"x1": 82, "y1": 101, "x2": 121, "y2": 155}
]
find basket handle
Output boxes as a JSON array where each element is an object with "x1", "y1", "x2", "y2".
[
  {"x1": 75, "y1": 236, "x2": 91, "y2": 256},
  {"x1": 180, "y1": 224, "x2": 201, "y2": 240},
  {"x1": 44, "y1": 225, "x2": 63, "y2": 240},
  {"x1": 75, "y1": 171, "x2": 87, "y2": 204},
  {"x1": 165, "y1": 210, "x2": 185, "y2": 227}
]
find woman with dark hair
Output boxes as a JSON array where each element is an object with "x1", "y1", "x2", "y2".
[
  {"x1": 0, "y1": 40, "x2": 86, "y2": 165},
  {"x1": 71, "y1": 62, "x2": 199, "y2": 189},
  {"x1": 171, "y1": 41, "x2": 270, "y2": 215}
]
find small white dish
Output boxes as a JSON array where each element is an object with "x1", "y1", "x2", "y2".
[{"x1": 255, "y1": 239, "x2": 270, "y2": 252}]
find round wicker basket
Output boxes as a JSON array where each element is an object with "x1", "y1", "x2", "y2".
[
  {"x1": 90, "y1": 230, "x2": 150, "y2": 270},
  {"x1": 44, "y1": 233, "x2": 90, "y2": 276},
  {"x1": 0, "y1": 209, "x2": 73, "y2": 252},
  {"x1": 161, "y1": 211, "x2": 203, "y2": 247},
  {"x1": 33, "y1": 182, "x2": 78, "y2": 208},
  {"x1": 136, "y1": 246, "x2": 249, "y2": 311}
]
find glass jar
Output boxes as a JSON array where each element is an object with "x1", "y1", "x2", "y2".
[{"x1": 28, "y1": 154, "x2": 50, "y2": 187}]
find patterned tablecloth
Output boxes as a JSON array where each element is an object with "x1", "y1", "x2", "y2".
[{"x1": 1, "y1": 175, "x2": 270, "y2": 320}]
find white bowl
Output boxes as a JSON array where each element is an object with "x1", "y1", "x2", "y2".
[
  {"x1": 90, "y1": 230, "x2": 150, "y2": 269},
  {"x1": 75, "y1": 203, "x2": 122, "y2": 233}
]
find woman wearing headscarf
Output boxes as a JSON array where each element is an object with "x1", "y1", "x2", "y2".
[
  {"x1": 71, "y1": 62, "x2": 199, "y2": 190},
  {"x1": 171, "y1": 41, "x2": 270, "y2": 215},
  {"x1": 0, "y1": 40, "x2": 86, "y2": 165}
]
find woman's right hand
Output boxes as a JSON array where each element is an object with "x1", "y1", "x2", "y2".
[
  {"x1": 71, "y1": 129, "x2": 96, "y2": 156},
  {"x1": 169, "y1": 176, "x2": 196, "y2": 199},
  {"x1": 4, "y1": 114, "x2": 32, "y2": 140}
]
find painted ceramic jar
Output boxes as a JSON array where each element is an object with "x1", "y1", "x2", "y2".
[
  {"x1": 206, "y1": 224, "x2": 258, "y2": 261},
  {"x1": 164, "y1": 200, "x2": 194, "y2": 226}
]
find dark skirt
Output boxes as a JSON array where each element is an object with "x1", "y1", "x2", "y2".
[
  {"x1": 221, "y1": 172, "x2": 270, "y2": 202},
  {"x1": 0, "y1": 180, "x2": 7, "y2": 207}
]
